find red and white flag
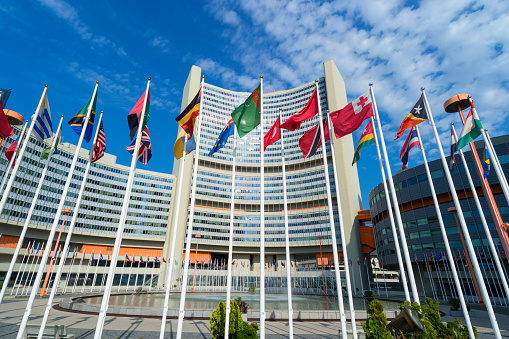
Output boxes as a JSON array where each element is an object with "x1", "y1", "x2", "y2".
[
  {"x1": 263, "y1": 116, "x2": 281, "y2": 151},
  {"x1": 91, "y1": 120, "x2": 106, "y2": 163},
  {"x1": 330, "y1": 91, "x2": 373, "y2": 139},
  {"x1": 281, "y1": 88, "x2": 319, "y2": 131}
]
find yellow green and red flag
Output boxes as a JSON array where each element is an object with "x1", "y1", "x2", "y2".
[{"x1": 352, "y1": 121, "x2": 375, "y2": 165}]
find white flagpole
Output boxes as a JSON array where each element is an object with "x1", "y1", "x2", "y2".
[
  {"x1": 38, "y1": 111, "x2": 105, "y2": 338},
  {"x1": 486, "y1": 247, "x2": 506, "y2": 306},
  {"x1": 63, "y1": 248, "x2": 77, "y2": 294},
  {"x1": 24, "y1": 243, "x2": 44, "y2": 296},
  {"x1": 127, "y1": 254, "x2": 134, "y2": 292},
  {"x1": 259, "y1": 76, "x2": 266, "y2": 339},
  {"x1": 442, "y1": 255, "x2": 456, "y2": 299},
  {"x1": 453, "y1": 251, "x2": 469, "y2": 303},
  {"x1": 100, "y1": 254, "x2": 108, "y2": 292},
  {"x1": 280, "y1": 111, "x2": 294, "y2": 338},
  {"x1": 82, "y1": 252, "x2": 93, "y2": 293},
  {"x1": 16, "y1": 82, "x2": 99, "y2": 339},
  {"x1": 72, "y1": 249, "x2": 84, "y2": 294},
  {"x1": 374, "y1": 260, "x2": 380, "y2": 296},
  {"x1": 381, "y1": 262, "x2": 388, "y2": 297},
  {"x1": 432, "y1": 255, "x2": 446, "y2": 299},
  {"x1": 0, "y1": 120, "x2": 28, "y2": 196},
  {"x1": 94, "y1": 78, "x2": 151, "y2": 338},
  {"x1": 421, "y1": 88, "x2": 501, "y2": 337},
  {"x1": 480, "y1": 127, "x2": 509, "y2": 208},
  {"x1": 358, "y1": 262, "x2": 364, "y2": 294},
  {"x1": 143, "y1": 257, "x2": 148, "y2": 287},
  {"x1": 175, "y1": 76, "x2": 205, "y2": 339},
  {"x1": 485, "y1": 129, "x2": 509, "y2": 194},
  {"x1": 425, "y1": 257, "x2": 437, "y2": 300},
  {"x1": 365, "y1": 260, "x2": 371, "y2": 291},
  {"x1": 91, "y1": 252, "x2": 101, "y2": 293},
  {"x1": 12, "y1": 241, "x2": 33, "y2": 296},
  {"x1": 349, "y1": 261, "x2": 356, "y2": 295},
  {"x1": 134, "y1": 258, "x2": 140, "y2": 291},
  {"x1": 118, "y1": 254, "x2": 126, "y2": 292},
  {"x1": 476, "y1": 247, "x2": 495, "y2": 304},
  {"x1": 315, "y1": 81, "x2": 347, "y2": 339},
  {"x1": 224, "y1": 124, "x2": 237, "y2": 339},
  {"x1": 326, "y1": 110, "x2": 357, "y2": 338},
  {"x1": 370, "y1": 84, "x2": 419, "y2": 303},
  {"x1": 0, "y1": 116, "x2": 64, "y2": 305},
  {"x1": 370, "y1": 116, "x2": 410, "y2": 301},
  {"x1": 413, "y1": 124, "x2": 472, "y2": 329}
]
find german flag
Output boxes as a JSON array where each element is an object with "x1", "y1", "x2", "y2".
[
  {"x1": 175, "y1": 89, "x2": 201, "y2": 138},
  {"x1": 395, "y1": 96, "x2": 428, "y2": 140}
]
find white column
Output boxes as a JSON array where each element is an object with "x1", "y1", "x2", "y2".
[
  {"x1": 17, "y1": 82, "x2": 99, "y2": 339},
  {"x1": 94, "y1": 79, "x2": 150, "y2": 339},
  {"x1": 370, "y1": 84, "x2": 419, "y2": 303},
  {"x1": 421, "y1": 88, "x2": 501, "y2": 338},
  {"x1": 259, "y1": 76, "x2": 266, "y2": 339},
  {"x1": 176, "y1": 76, "x2": 205, "y2": 339},
  {"x1": 0, "y1": 119, "x2": 28, "y2": 196},
  {"x1": 413, "y1": 125, "x2": 474, "y2": 335},
  {"x1": 224, "y1": 125, "x2": 237, "y2": 338}
]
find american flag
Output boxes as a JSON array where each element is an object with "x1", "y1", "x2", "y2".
[
  {"x1": 126, "y1": 126, "x2": 152, "y2": 165},
  {"x1": 91, "y1": 120, "x2": 106, "y2": 163}
]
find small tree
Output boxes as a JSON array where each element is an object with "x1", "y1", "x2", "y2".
[
  {"x1": 362, "y1": 299, "x2": 392, "y2": 339},
  {"x1": 210, "y1": 301, "x2": 243, "y2": 339}
]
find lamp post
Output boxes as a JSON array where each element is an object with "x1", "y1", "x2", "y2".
[
  {"x1": 317, "y1": 235, "x2": 325, "y2": 295},
  {"x1": 40, "y1": 208, "x2": 72, "y2": 296},
  {"x1": 448, "y1": 207, "x2": 484, "y2": 305},
  {"x1": 192, "y1": 234, "x2": 201, "y2": 292}
]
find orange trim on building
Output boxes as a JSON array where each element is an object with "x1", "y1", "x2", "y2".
[
  {"x1": 79, "y1": 244, "x2": 162, "y2": 258},
  {"x1": 183, "y1": 252, "x2": 211, "y2": 263},
  {"x1": 359, "y1": 225, "x2": 376, "y2": 254},
  {"x1": 357, "y1": 209, "x2": 371, "y2": 222},
  {"x1": 316, "y1": 252, "x2": 344, "y2": 265},
  {"x1": 0, "y1": 235, "x2": 20, "y2": 248}
]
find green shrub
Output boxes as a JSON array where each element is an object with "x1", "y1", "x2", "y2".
[
  {"x1": 361, "y1": 299, "x2": 392, "y2": 339},
  {"x1": 364, "y1": 290, "x2": 373, "y2": 298},
  {"x1": 210, "y1": 301, "x2": 243, "y2": 338},
  {"x1": 449, "y1": 298, "x2": 460, "y2": 311}
]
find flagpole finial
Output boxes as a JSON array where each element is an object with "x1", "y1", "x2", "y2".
[
  {"x1": 45, "y1": 85, "x2": 49, "y2": 88},
  {"x1": 96, "y1": 81, "x2": 100, "y2": 84},
  {"x1": 202, "y1": 75, "x2": 205, "y2": 79},
  {"x1": 61, "y1": 115, "x2": 64, "y2": 117},
  {"x1": 369, "y1": 83, "x2": 373, "y2": 86},
  {"x1": 25, "y1": 120, "x2": 29, "y2": 123},
  {"x1": 451, "y1": 122, "x2": 454, "y2": 126},
  {"x1": 148, "y1": 78, "x2": 151, "y2": 81},
  {"x1": 260, "y1": 75, "x2": 263, "y2": 79},
  {"x1": 315, "y1": 79, "x2": 319, "y2": 83},
  {"x1": 279, "y1": 108, "x2": 282, "y2": 111},
  {"x1": 101, "y1": 111, "x2": 104, "y2": 114}
]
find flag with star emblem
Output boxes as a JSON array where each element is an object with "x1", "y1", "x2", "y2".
[
  {"x1": 208, "y1": 118, "x2": 235, "y2": 156},
  {"x1": 330, "y1": 91, "x2": 373, "y2": 139},
  {"x1": 263, "y1": 116, "x2": 281, "y2": 151},
  {"x1": 91, "y1": 120, "x2": 106, "y2": 163},
  {"x1": 395, "y1": 96, "x2": 428, "y2": 140}
]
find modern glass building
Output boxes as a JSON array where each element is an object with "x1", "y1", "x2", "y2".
[{"x1": 166, "y1": 60, "x2": 367, "y2": 284}]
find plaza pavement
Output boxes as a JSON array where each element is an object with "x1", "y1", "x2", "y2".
[{"x1": 0, "y1": 296, "x2": 508, "y2": 338}]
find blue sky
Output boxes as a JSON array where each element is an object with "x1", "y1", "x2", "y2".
[{"x1": 1, "y1": 0, "x2": 508, "y2": 208}]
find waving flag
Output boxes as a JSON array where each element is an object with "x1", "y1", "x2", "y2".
[
  {"x1": 483, "y1": 144, "x2": 490, "y2": 178},
  {"x1": 399, "y1": 127, "x2": 420, "y2": 170},
  {"x1": 264, "y1": 116, "x2": 281, "y2": 151},
  {"x1": 450, "y1": 126, "x2": 457, "y2": 171},
  {"x1": 41, "y1": 127, "x2": 60, "y2": 160},
  {"x1": 208, "y1": 118, "x2": 235, "y2": 156},
  {"x1": 175, "y1": 89, "x2": 201, "y2": 138},
  {"x1": 395, "y1": 96, "x2": 428, "y2": 140},
  {"x1": 126, "y1": 126, "x2": 152, "y2": 164},
  {"x1": 5, "y1": 134, "x2": 21, "y2": 167},
  {"x1": 352, "y1": 121, "x2": 375, "y2": 165},
  {"x1": 99, "y1": 252, "x2": 103, "y2": 261},
  {"x1": 162, "y1": 257, "x2": 167, "y2": 263},
  {"x1": 330, "y1": 91, "x2": 373, "y2": 139},
  {"x1": 174, "y1": 128, "x2": 196, "y2": 160},
  {"x1": 155, "y1": 257, "x2": 160, "y2": 263},
  {"x1": 33, "y1": 91, "x2": 53, "y2": 142},
  {"x1": 69, "y1": 92, "x2": 97, "y2": 143},
  {"x1": 140, "y1": 256, "x2": 145, "y2": 264},
  {"x1": 128, "y1": 89, "x2": 150, "y2": 140},
  {"x1": 231, "y1": 84, "x2": 261, "y2": 138},
  {"x1": 299, "y1": 116, "x2": 329, "y2": 158},
  {"x1": 125, "y1": 254, "x2": 130, "y2": 262},
  {"x1": 456, "y1": 99, "x2": 483, "y2": 150},
  {"x1": 0, "y1": 96, "x2": 14, "y2": 138},
  {"x1": 281, "y1": 88, "x2": 318, "y2": 131},
  {"x1": 91, "y1": 120, "x2": 106, "y2": 163}
]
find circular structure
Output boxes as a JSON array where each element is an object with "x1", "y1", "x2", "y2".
[
  {"x1": 3, "y1": 109, "x2": 24, "y2": 126},
  {"x1": 443, "y1": 94, "x2": 471, "y2": 113},
  {"x1": 62, "y1": 208, "x2": 73, "y2": 214}
]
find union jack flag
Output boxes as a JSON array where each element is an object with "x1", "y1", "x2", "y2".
[
  {"x1": 91, "y1": 120, "x2": 106, "y2": 163},
  {"x1": 126, "y1": 126, "x2": 152, "y2": 165}
]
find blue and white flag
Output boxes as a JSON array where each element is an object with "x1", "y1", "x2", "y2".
[
  {"x1": 208, "y1": 119, "x2": 235, "y2": 156},
  {"x1": 33, "y1": 91, "x2": 53, "y2": 142},
  {"x1": 399, "y1": 127, "x2": 420, "y2": 169},
  {"x1": 436, "y1": 253, "x2": 443, "y2": 262}
]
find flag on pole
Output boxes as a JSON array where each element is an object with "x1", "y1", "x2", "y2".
[
  {"x1": 0, "y1": 96, "x2": 14, "y2": 138},
  {"x1": 450, "y1": 126, "x2": 457, "y2": 171},
  {"x1": 100, "y1": 252, "x2": 103, "y2": 261},
  {"x1": 208, "y1": 118, "x2": 235, "y2": 156},
  {"x1": 174, "y1": 128, "x2": 196, "y2": 160},
  {"x1": 456, "y1": 99, "x2": 483, "y2": 150},
  {"x1": 364, "y1": 257, "x2": 369, "y2": 265},
  {"x1": 162, "y1": 257, "x2": 167, "y2": 263},
  {"x1": 5, "y1": 134, "x2": 21, "y2": 167},
  {"x1": 36, "y1": 243, "x2": 40, "y2": 255},
  {"x1": 155, "y1": 257, "x2": 160, "y2": 263},
  {"x1": 125, "y1": 254, "x2": 130, "y2": 262},
  {"x1": 32, "y1": 91, "x2": 53, "y2": 142},
  {"x1": 436, "y1": 253, "x2": 443, "y2": 262},
  {"x1": 399, "y1": 127, "x2": 420, "y2": 170},
  {"x1": 395, "y1": 96, "x2": 428, "y2": 140},
  {"x1": 91, "y1": 120, "x2": 106, "y2": 163},
  {"x1": 280, "y1": 88, "x2": 318, "y2": 131},
  {"x1": 140, "y1": 256, "x2": 145, "y2": 264},
  {"x1": 128, "y1": 89, "x2": 150, "y2": 140},
  {"x1": 41, "y1": 127, "x2": 60, "y2": 160},
  {"x1": 299, "y1": 116, "x2": 329, "y2": 158},
  {"x1": 175, "y1": 89, "x2": 200, "y2": 138},
  {"x1": 231, "y1": 84, "x2": 261, "y2": 138},
  {"x1": 68, "y1": 92, "x2": 97, "y2": 143},
  {"x1": 330, "y1": 91, "x2": 373, "y2": 139},
  {"x1": 126, "y1": 126, "x2": 152, "y2": 164},
  {"x1": 483, "y1": 144, "x2": 490, "y2": 179},
  {"x1": 263, "y1": 116, "x2": 281, "y2": 151},
  {"x1": 132, "y1": 255, "x2": 136, "y2": 263},
  {"x1": 352, "y1": 121, "x2": 375, "y2": 165},
  {"x1": 357, "y1": 259, "x2": 361, "y2": 266}
]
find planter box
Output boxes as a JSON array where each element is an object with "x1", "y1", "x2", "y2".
[{"x1": 449, "y1": 310, "x2": 475, "y2": 318}]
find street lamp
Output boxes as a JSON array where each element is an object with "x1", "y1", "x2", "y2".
[
  {"x1": 317, "y1": 235, "x2": 326, "y2": 295},
  {"x1": 192, "y1": 234, "x2": 201, "y2": 292}
]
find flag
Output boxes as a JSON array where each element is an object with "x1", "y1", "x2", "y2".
[
  {"x1": 436, "y1": 253, "x2": 443, "y2": 262},
  {"x1": 40, "y1": 127, "x2": 60, "y2": 160},
  {"x1": 231, "y1": 84, "x2": 261, "y2": 138},
  {"x1": 126, "y1": 126, "x2": 152, "y2": 164},
  {"x1": 128, "y1": 89, "x2": 150, "y2": 140},
  {"x1": 91, "y1": 120, "x2": 106, "y2": 163},
  {"x1": 140, "y1": 256, "x2": 144, "y2": 264},
  {"x1": 36, "y1": 244, "x2": 40, "y2": 255},
  {"x1": 450, "y1": 126, "x2": 457, "y2": 171},
  {"x1": 415, "y1": 257, "x2": 419, "y2": 264},
  {"x1": 483, "y1": 144, "x2": 490, "y2": 179},
  {"x1": 299, "y1": 116, "x2": 329, "y2": 158},
  {"x1": 263, "y1": 116, "x2": 281, "y2": 151},
  {"x1": 330, "y1": 91, "x2": 373, "y2": 139},
  {"x1": 155, "y1": 257, "x2": 160, "y2": 263},
  {"x1": 27, "y1": 241, "x2": 32, "y2": 252},
  {"x1": 147, "y1": 256, "x2": 150, "y2": 262},
  {"x1": 0, "y1": 97, "x2": 14, "y2": 138},
  {"x1": 32, "y1": 91, "x2": 53, "y2": 142},
  {"x1": 209, "y1": 118, "x2": 235, "y2": 156},
  {"x1": 125, "y1": 254, "x2": 130, "y2": 262},
  {"x1": 364, "y1": 257, "x2": 369, "y2": 265},
  {"x1": 68, "y1": 92, "x2": 97, "y2": 143},
  {"x1": 399, "y1": 127, "x2": 420, "y2": 170},
  {"x1": 352, "y1": 121, "x2": 375, "y2": 165},
  {"x1": 132, "y1": 255, "x2": 136, "y2": 263},
  {"x1": 5, "y1": 134, "x2": 21, "y2": 167},
  {"x1": 372, "y1": 259, "x2": 376, "y2": 266},
  {"x1": 175, "y1": 89, "x2": 201, "y2": 138},
  {"x1": 456, "y1": 99, "x2": 483, "y2": 150},
  {"x1": 395, "y1": 96, "x2": 428, "y2": 140},
  {"x1": 281, "y1": 88, "x2": 319, "y2": 131},
  {"x1": 174, "y1": 128, "x2": 196, "y2": 160},
  {"x1": 357, "y1": 259, "x2": 361, "y2": 266},
  {"x1": 100, "y1": 252, "x2": 103, "y2": 261},
  {"x1": 162, "y1": 257, "x2": 167, "y2": 263}
]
